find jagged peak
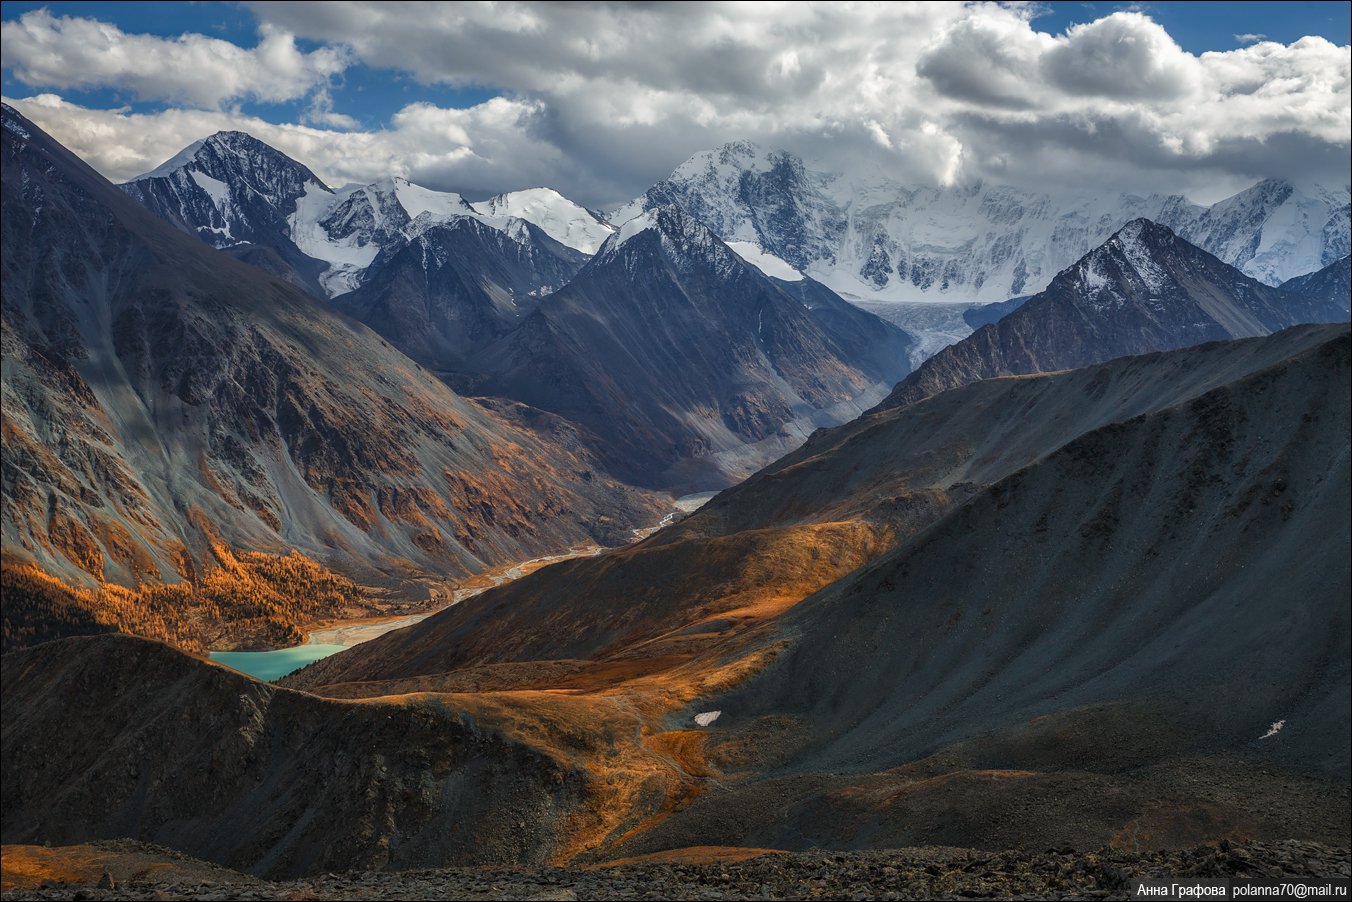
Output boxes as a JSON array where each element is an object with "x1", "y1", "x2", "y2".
[
  {"x1": 128, "y1": 130, "x2": 328, "y2": 192},
  {"x1": 401, "y1": 210, "x2": 485, "y2": 239},
  {"x1": 1108, "y1": 217, "x2": 1178, "y2": 247},
  {"x1": 603, "y1": 204, "x2": 709, "y2": 249},
  {"x1": 399, "y1": 210, "x2": 538, "y2": 249},
  {"x1": 712, "y1": 138, "x2": 769, "y2": 160},
  {"x1": 667, "y1": 139, "x2": 796, "y2": 181},
  {"x1": 202, "y1": 129, "x2": 275, "y2": 150},
  {"x1": 593, "y1": 204, "x2": 746, "y2": 278}
]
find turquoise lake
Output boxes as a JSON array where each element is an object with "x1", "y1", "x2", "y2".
[{"x1": 209, "y1": 644, "x2": 349, "y2": 682}]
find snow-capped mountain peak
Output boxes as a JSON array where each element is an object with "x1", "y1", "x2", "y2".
[
  {"x1": 131, "y1": 130, "x2": 331, "y2": 206},
  {"x1": 121, "y1": 130, "x2": 614, "y2": 298},
  {"x1": 471, "y1": 187, "x2": 614, "y2": 253},
  {"x1": 1107, "y1": 219, "x2": 1176, "y2": 293},
  {"x1": 611, "y1": 141, "x2": 839, "y2": 274},
  {"x1": 614, "y1": 144, "x2": 1350, "y2": 302},
  {"x1": 120, "y1": 131, "x2": 331, "y2": 284},
  {"x1": 382, "y1": 176, "x2": 476, "y2": 219},
  {"x1": 595, "y1": 204, "x2": 738, "y2": 274},
  {"x1": 609, "y1": 208, "x2": 661, "y2": 247},
  {"x1": 594, "y1": 204, "x2": 805, "y2": 283}
]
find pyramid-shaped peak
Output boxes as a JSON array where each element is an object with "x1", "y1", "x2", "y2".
[
  {"x1": 1067, "y1": 219, "x2": 1205, "y2": 300},
  {"x1": 204, "y1": 130, "x2": 272, "y2": 148},
  {"x1": 129, "y1": 130, "x2": 327, "y2": 192},
  {"x1": 1107, "y1": 217, "x2": 1179, "y2": 247}
]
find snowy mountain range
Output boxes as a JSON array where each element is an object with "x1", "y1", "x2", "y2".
[
  {"x1": 115, "y1": 130, "x2": 913, "y2": 490},
  {"x1": 880, "y1": 219, "x2": 1351, "y2": 411},
  {"x1": 122, "y1": 132, "x2": 614, "y2": 298},
  {"x1": 613, "y1": 141, "x2": 1351, "y2": 302},
  {"x1": 123, "y1": 132, "x2": 1349, "y2": 313}
]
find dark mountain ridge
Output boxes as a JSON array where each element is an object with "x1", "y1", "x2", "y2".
[
  {"x1": 458, "y1": 205, "x2": 915, "y2": 489},
  {"x1": 881, "y1": 219, "x2": 1351, "y2": 410}
]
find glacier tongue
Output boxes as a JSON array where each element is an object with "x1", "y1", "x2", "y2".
[{"x1": 288, "y1": 184, "x2": 382, "y2": 297}]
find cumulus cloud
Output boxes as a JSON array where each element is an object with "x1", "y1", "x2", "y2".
[
  {"x1": 3, "y1": 92, "x2": 583, "y2": 201},
  {"x1": 917, "y1": 11, "x2": 1055, "y2": 109},
  {"x1": 1041, "y1": 13, "x2": 1203, "y2": 99},
  {"x1": 2, "y1": 2, "x2": 1348, "y2": 207},
  {"x1": 1234, "y1": 33, "x2": 1268, "y2": 45},
  {"x1": 0, "y1": 9, "x2": 348, "y2": 108}
]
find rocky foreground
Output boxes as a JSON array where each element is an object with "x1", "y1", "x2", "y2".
[{"x1": 3, "y1": 840, "x2": 1349, "y2": 901}]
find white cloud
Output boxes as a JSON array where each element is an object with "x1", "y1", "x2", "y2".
[
  {"x1": 2, "y1": 2, "x2": 1348, "y2": 207},
  {"x1": 3, "y1": 92, "x2": 577, "y2": 201},
  {"x1": 1234, "y1": 33, "x2": 1268, "y2": 45},
  {"x1": 1041, "y1": 13, "x2": 1203, "y2": 100},
  {"x1": 0, "y1": 9, "x2": 348, "y2": 108}
]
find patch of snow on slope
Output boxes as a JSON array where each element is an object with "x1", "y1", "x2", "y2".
[
  {"x1": 1115, "y1": 221, "x2": 1173, "y2": 294},
  {"x1": 726, "y1": 241, "x2": 803, "y2": 281},
  {"x1": 1078, "y1": 255, "x2": 1110, "y2": 292},
  {"x1": 2, "y1": 113, "x2": 31, "y2": 140},
  {"x1": 188, "y1": 170, "x2": 229, "y2": 210}
]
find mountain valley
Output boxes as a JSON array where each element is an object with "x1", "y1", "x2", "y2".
[{"x1": 2, "y1": 47, "x2": 1349, "y2": 900}]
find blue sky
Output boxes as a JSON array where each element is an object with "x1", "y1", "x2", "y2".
[
  {"x1": 1036, "y1": 1, "x2": 1350, "y2": 53},
  {"x1": 1, "y1": 2, "x2": 1348, "y2": 206},
  {"x1": 0, "y1": 1, "x2": 499, "y2": 129}
]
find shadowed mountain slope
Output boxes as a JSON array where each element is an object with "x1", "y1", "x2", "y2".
[
  {"x1": 1, "y1": 105, "x2": 661, "y2": 630},
  {"x1": 6, "y1": 328, "x2": 1346, "y2": 871},
  {"x1": 461, "y1": 205, "x2": 914, "y2": 490},
  {"x1": 0, "y1": 635, "x2": 586, "y2": 877},
  {"x1": 725, "y1": 327, "x2": 1351, "y2": 773},
  {"x1": 1280, "y1": 255, "x2": 1351, "y2": 318},
  {"x1": 333, "y1": 214, "x2": 585, "y2": 372},
  {"x1": 288, "y1": 325, "x2": 1347, "y2": 702},
  {"x1": 618, "y1": 326, "x2": 1350, "y2": 855}
]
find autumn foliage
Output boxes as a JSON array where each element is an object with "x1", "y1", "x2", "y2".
[{"x1": 1, "y1": 544, "x2": 362, "y2": 654}]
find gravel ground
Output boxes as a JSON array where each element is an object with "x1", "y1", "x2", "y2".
[{"x1": 5, "y1": 840, "x2": 1348, "y2": 901}]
